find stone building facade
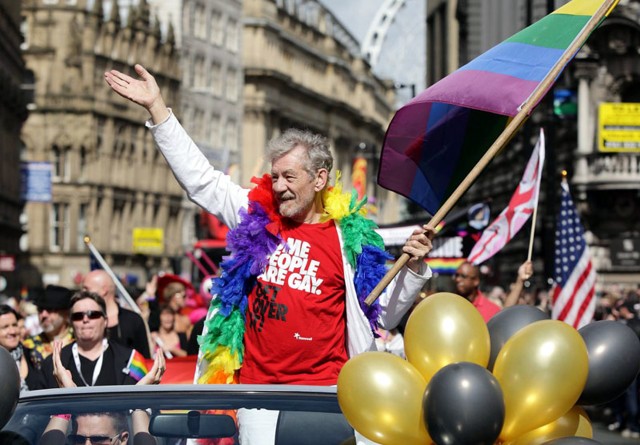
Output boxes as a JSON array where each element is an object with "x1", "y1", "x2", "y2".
[
  {"x1": 179, "y1": 0, "x2": 243, "y2": 180},
  {"x1": 20, "y1": 0, "x2": 182, "y2": 288},
  {"x1": 241, "y1": 0, "x2": 402, "y2": 222},
  {"x1": 426, "y1": 0, "x2": 640, "y2": 289},
  {"x1": 0, "y1": 1, "x2": 29, "y2": 296},
  {"x1": 15, "y1": 0, "x2": 399, "y2": 290}
]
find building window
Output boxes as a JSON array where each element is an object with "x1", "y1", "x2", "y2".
[
  {"x1": 195, "y1": 3, "x2": 206, "y2": 40},
  {"x1": 129, "y1": 126, "x2": 137, "y2": 160},
  {"x1": 226, "y1": 69, "x2": 238, "y2": 102},
  {"x1": 114, "y1": 123, "x2": 126, "y2": 160},
  {"x1": 226, "y1": 19, "x2": 239, "y2": 52},
  {"x1": 20, "y1": 16, "x2": 29, "y2": 50},
  {"x1": 96, "y1": 117, "x2": 105, "y2": 155},
  {"x1": 225, "y1": 120, "x2": 237, "y2": 152},
  {"x1": 194, "y1": 56, "x2": 205, "y2": 89},
  {"x1": 182, "y1": 54, "x2": 191, "y2": 88},
  {"x1": 50, "y1": 203, "x2": 70, "y2": 251},
  {"x1": 193, "y1": 108, "x2": 205, "y2": 142},
  {"x1": 52, "y1": 145, "x2": 69, "y2": 180},
  {"x1": 77, "y1": 203, "x2": 87, "y2": 250},
  {"x1": 212, "y1": 12, "x2": 223, "y2": 46},
  {"x1": 79, "y1": 145, "x2": 87, "y2": 179},
  {"x1": 211, "y1": 114, "x2": 221, "y2": 148},
  {"x1": 112, "y1": 200, "x2": 124, "y2": 244},
  {"x1": 211, "y1": 62, "x2": 222, "y2": 97},
  {"x1": 182, "y1": 2, "x2": 192, "y2": 38}
]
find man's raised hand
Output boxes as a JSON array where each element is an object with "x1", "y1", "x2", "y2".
[{"x1": 104, "y1": 64, "x2": 169, "y2": 124}]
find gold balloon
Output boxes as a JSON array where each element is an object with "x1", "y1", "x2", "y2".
[
  {"x1": 503, "y1": 406, "x2": 592, "y2": 445},
  {"x1": 575, "y1": 406, "x2": 593, "y2": 438},
  {"x1": 337, "y1": 352, "x2": 431, "y2": 445},
  {"x1": 404, "y1": 292, "x2": 490, "y2": 383},
  {"x1": 494, "y1": 320, "x2": 589, "y2": 442}
]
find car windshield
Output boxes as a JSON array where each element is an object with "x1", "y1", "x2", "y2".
[{"x1": 2, "y1": 385, "x2": 354, "y2": 445}]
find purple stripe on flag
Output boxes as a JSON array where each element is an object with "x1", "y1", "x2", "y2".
[
  {"x1": 378, "y1": 143, "x2": 419, "y2": 198},
  {"x1": 419, "y1": 70, "x2": 540, "y2": 116}
]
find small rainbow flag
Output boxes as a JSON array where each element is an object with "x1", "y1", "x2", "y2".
[
  {"x1": 378, "y1": 0, "x2": 619, "y2": 214},
  {"x1": 425, "y1": 258, "x2": 466, "y2": 275},
  {"x1": 126, "y1": 350, "x2": 148, "y2": 382}
]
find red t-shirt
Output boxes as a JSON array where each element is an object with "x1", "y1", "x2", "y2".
[
  {"x1": 239, "y1": 220, "x2": 348, "y2": 385},
  {"x1": 473, "y1": 291, "x2": 501, "y2": 323}
]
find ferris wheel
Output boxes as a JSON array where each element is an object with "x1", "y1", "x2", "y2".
[{"x1": 360, "y1": 0, "x2": 425, "y2": 102}]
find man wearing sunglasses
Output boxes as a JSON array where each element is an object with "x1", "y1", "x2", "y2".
[
  {"x1": 39, "y1": 291, "x2": 165, "y2": 389},
  {"x1": 68, "y1": 412, "x2": 129, "y2": 445},
  {"x1": 453, "y1": 261, "x2": 501, "y2": 323},
  {"x1": 40, "y1": 410, "x2": 156, "y2": 445}
]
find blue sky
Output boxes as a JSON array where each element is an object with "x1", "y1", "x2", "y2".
[{"x1": 321, "y1": 0, "x2": 426, "y2": 106}]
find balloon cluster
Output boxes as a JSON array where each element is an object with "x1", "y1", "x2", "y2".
[{"x1": 337, "y1": 292, "x2": 640, "y2": 445}]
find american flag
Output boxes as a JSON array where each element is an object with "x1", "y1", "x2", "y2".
[{"x1": 550, "y1": 180, "x2": 596, "y2": 329}]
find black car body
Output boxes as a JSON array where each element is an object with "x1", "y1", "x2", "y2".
[{"x1": 2, "y1": 385, "x2": 355, "y2": 445}]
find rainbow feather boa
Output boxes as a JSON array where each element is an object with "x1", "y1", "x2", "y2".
[{"x1": 197, "y1": 174, "x2": 390, "y2": 384}]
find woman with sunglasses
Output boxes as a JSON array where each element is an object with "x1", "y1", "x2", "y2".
[
  {"x1": 0, "y1": 304, "x2": 42, "y2": 391},
  {"x1": 41, "y1": 290, "x2": 165, "y2": 388}
]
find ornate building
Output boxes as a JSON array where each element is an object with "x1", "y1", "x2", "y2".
[
  {"x1": 571, "y1": 0, "x2": 640, "y2": 286},
  {"x1": 179, "y1": 0, "x2": 243, "y2": 180},
  {"x1": 20, "y1": 0, "x2": 182, "y2": 288},
  {"x1": 0, "y1": 1, "x2": 29, "y2": 296},
  {"x1": 241, "y1": 0, "x2": 401, "y2": 222},
  {"x1": 14, "y1": 0, "x2": 400, "y2": 290},
  {"x1": 426, "y1": 0, "x2": 640, "y2": 289}
]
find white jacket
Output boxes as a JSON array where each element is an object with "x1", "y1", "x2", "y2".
[{"x1": 148, "y1": 112, "x2": 431, "y2": 357}]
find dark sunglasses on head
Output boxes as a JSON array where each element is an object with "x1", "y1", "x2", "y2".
[
  {"x1": 70, "y1": 310, "x2": 105, "y2": 322},
  {"x1": 67, "y1": 433, "x2": 120, "y2": 444}
]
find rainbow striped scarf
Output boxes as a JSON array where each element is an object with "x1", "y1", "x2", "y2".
[{"x1": 197, "y1": 174, "x2": 389, "y2": 384}]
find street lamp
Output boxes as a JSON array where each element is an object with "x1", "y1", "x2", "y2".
[{"x1": 394, "y1": 82, "x2": 416, "y2": 98}]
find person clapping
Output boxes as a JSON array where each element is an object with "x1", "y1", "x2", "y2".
[{"x1": 42, "y1": 290, "x2": 165, "y2": 388}]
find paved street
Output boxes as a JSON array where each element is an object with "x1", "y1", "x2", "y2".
[{"x1": 593, "y1": 422, "x2": 639, "y2": 444}]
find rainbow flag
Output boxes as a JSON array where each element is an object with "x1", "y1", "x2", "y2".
[
  {"x1": 378, "y1": 0, "x2": 618, "y2": 215},
  {"x1": 127, "y1": 350, "x2": 148, "y2": 382},
  {"x1": 425, "y1": 258, "x2": 466, "y2": 275}
]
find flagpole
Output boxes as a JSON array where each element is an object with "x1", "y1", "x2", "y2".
[
  {"x1": 365, "y1": 0, "x2": 617, "y2": 306},
  {"x1": 527, "y1": 129, "x2": 546, "y2": 261},
  {"x1": 84, "y1": 235, "x2": 155, "y2": 355},
  {"x1": 527, "y1": 195, "x2": 540, "y2": 262}
]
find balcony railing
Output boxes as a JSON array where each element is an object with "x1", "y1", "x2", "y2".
[{"x1": 574, "y1": 152, "x2": 640, "y2": 190}]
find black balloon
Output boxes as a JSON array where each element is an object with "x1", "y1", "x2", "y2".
[
  {"x1": 541, "y1": 438, "x2": 603, "y2": 445},
  {"x1": 578, "y1": 320, "x2": 640, "y2": 406},
  {"x1": 423, "y1": 362, "x2": 504, "y2": 445},
  {"x1": 0, "y1": 346, "x2": 20, "y2": 429},
  {"x1": 487, "y1": 305, "x2": 549, "y2": 370}
]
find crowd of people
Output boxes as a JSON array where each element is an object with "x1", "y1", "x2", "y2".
[
  {"x1": 594, "y1": 285, "x2": 640, "y2": 439},
  {"x1": 0, "y1": 271, "x2": 176, "y2": 392},
  {"x1": 0, "y1": 61, "x2": 638, "y2": 445}
]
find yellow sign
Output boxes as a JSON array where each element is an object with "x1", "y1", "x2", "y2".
[
  {"x1": 132, "y1": 228, "x2": 164, "y2": 254},
  {"x1": 598, "y1": 102, "x2": 640, "y2": 152}
]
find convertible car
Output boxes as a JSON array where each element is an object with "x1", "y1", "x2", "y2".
[{"x1": 1, "y1": 384, "x2": 355, "y2": 445}]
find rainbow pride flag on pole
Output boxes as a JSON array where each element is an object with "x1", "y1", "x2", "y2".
[
  {"x1": 378, "y1": 0, "x2": 618, "y2": 215},
  {"x1": 126, "y1": 350, "x2": 148, "y2": 382}
]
